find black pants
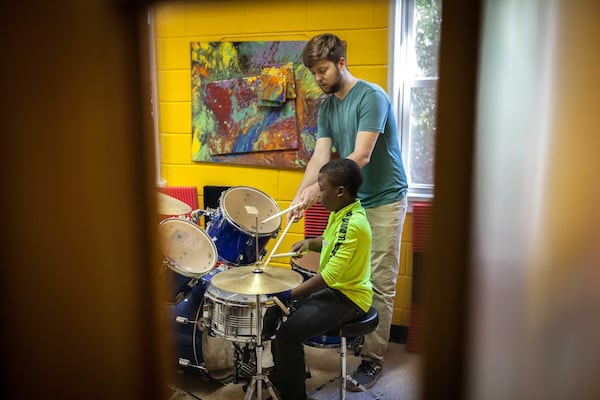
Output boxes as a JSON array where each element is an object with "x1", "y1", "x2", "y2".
[{"x1": 271, "y1": 288, "x2": 365, "y2": 400}]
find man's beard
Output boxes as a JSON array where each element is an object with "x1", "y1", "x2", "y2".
[{"x1": 321, "y1": 67, "x2": 342, "y2": 94}]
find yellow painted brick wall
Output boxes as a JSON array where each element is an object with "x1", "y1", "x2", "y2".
[{"x1": 154, "y1": 0, "x2": 414, "y2": 329}]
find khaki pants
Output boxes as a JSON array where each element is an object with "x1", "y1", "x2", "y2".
[{"x1": 362, "y1": 198, "x2": 407, "y2": 364}]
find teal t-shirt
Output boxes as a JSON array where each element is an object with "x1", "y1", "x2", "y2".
[
  {"x1": 317, "y1": 80, "x2": 408, "y2": 208},
  {"x1": 319, "y1": 200, "x2": 373, "y2": 312}
]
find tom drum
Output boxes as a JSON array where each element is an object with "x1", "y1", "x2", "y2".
[
  {"x1": 158, "y1": 218, "x2": 218, "y2": 304},
  {"x1": 206, "y1": 186, "x2": 281, "y2": 265}
]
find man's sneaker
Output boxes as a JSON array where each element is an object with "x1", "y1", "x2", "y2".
[{"x1": 346, "y1": 360, "x2": 382, "y2": 392}]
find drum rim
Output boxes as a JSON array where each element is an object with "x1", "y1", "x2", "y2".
[
  {"x1": 205, "y1": 284, "x2": 274, "y2": 305},
  {"x1": 158, "y1": 217, "x2": 218, "y2": 277},
  {"x1": 219, "y1": 186, "x2": 281, "y2": 235},
  {"x1": 290, "y1": 250, "x2": 321, "y2": 273}
]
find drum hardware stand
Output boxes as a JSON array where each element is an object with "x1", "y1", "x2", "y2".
[
  {"x1": 200, "y1": 212, "x2": 297, "y2": 400},
  {"x1": 190, "y1": 208, "x2": 215, "y2": 227},
  {"x1": 233, "y1": 341, "x2": 258, "y2": 384},
  {"x1": 243, "y1": 291, "x2": 281, "y2": 400},
  {"x1": 243, "y1": 215, "x2": 281, "y2": 400},
  {"x1": 255, "y1": 213, "x2": 260, "y2": 265}
]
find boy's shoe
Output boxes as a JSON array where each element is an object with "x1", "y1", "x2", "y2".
[{"x1": 346, "y1": 360, "x2": 382, "y2": 392}]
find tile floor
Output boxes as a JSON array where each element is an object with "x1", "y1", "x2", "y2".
[{"x1": 167, "y1": 340, "x2": 423, "y2": 400}]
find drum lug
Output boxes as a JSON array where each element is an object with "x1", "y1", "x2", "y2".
[
  {"x1": 175, "y1": 315, "x2": 207, "y2": 330},
  {"x1": 173, "y1": 292, "x2": 185, "y2": 304},
  {"x1": 175, "y1": 316, "x2": 196, "y2": 325}
]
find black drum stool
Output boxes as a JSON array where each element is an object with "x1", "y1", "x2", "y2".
[{"x1": 308, "y1": 306, "x2": 381, "y2": 400}]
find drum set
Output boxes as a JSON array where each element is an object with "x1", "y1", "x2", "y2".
[{"x1": 157, "y1": 186, "x2": 303, "y2": 399}]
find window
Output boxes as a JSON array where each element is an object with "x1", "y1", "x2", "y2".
[{"x1": 392, "y1": 0, "x2": 442, "y2": 199}]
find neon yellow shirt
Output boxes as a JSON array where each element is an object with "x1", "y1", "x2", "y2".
[{"x1": 319, "y1": 200, "x2": 373, "y2": 312}]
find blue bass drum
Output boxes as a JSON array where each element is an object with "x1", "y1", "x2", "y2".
[{"x1": 169, "y1": 266, "x2": 235, "y2": 381}]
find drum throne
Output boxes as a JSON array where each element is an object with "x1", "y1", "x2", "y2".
[{"x1": 308, "y1": 307, "x2": 380, "y2": 400}]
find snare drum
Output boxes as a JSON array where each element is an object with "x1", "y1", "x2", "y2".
[
  {"x1": 170, "y1": 267, "x2": 235, "y2": 380},
  {"x1": 206, "y1": 186, "x2": 281, "y2": 265},
  {"x1": 290, "y1": 251, "x2": 321, "y2": 280},
  {"x1": 158, "y1": 218, "x2": 218, "y2": 304},
  {"x1": 203, "y1": 284, "x2": 281, "y2": 342}
]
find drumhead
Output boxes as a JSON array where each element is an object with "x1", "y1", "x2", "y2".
[
  {"x1": 158, "y1": 218, "x2": 217, "y2": 277},
  {"x1": 290, "y1": 250, "x2": 321, "y2": 275},
  {"x1": 220, "y1": 186, "x2": 281, "y2": 235}
]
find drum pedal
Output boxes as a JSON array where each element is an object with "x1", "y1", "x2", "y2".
[
  {"x1": 166, "y1": 382, "x2": 203, "y2": 400},
  {"x1": 178, "y1": 358, "x2": 191, "y2": 367},
  {"x1": 178, "y1": 358, "x2": 208, "y2": 374}
]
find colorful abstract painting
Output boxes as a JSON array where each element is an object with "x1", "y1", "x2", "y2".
[{"x1": 191, "y1": 41, "x2": 325, "y2": 168}]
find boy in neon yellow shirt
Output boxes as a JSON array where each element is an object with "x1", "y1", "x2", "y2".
[{"x1": 271, "y1": 158, "x2": 373, "y2": 400}]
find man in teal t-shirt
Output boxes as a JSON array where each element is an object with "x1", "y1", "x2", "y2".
[{"x1": 289, "y1": 33, "x2": 409, "y2": 391}]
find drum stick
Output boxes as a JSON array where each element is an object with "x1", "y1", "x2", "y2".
[
  {"x1": 267, "y1": 251, "x2": 308, "y2": 258},
  {"x1": 273, "y1": 296, "x2": 291, "y2": 315},
  {"x1": 263, "y1": 217, "x2": 295, "y2": 267},
  {"x1": 261, "y1": 203, "x2": 302, "y2": 224}
]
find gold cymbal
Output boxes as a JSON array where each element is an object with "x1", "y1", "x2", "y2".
[
  {"x1": 210, "y1": 265, "x2": 304, "y2": 295},
  {"x1": 157, "y1": 192, "x2": 192, "y2": 215}
]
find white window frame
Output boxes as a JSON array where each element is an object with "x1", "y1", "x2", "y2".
[{"x1": 390, "y1": 0, "x2": 439, "y2": 204}]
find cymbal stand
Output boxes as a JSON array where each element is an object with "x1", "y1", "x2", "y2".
[
  {"x1": 243, "y1": 292, "x2": 280, "y2": 400},
  {"x1": 244, "y1": 216, "x2": 280, "y2": 400},
  {"x1": 255, "y1": 214, "x2": 260, "y2": 264}
]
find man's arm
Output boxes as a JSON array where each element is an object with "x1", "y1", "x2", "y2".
[
  {"x1": 288, "y1": 137, "x2": 332, "y2": 220},
  {"x1": 346, "y1": 130, "x2": 379, "y2": 168}
]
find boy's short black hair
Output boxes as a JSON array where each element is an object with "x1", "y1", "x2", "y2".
[{"x1": 319, "y1": 158, "x2": 363, "y2": 198}]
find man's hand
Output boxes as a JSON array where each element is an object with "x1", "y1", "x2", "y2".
[
  {"x1": 287, "y1": 183, "x2": 321, "y2": 223},
  {"x1": 299, "y1": 183, "x2": 320, "y2": 209},
  {"x1": 287, "y1": 205, "x2": 305, "y2": 224}
]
